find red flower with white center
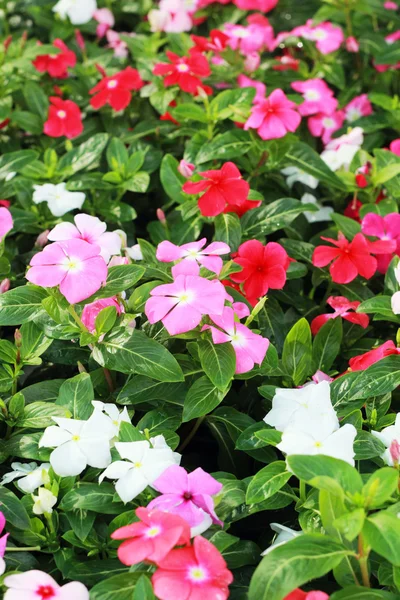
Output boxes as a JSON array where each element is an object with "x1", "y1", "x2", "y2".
[
  {"x1": 182, "y1": 162, "x2": 250, "y2": 217},
  {"x1": 231, "y1": 240, "x2": 292, "y2": 306},
  {"x1": 191, "y1": 30, "x2": 229, "y2": 53},
  {"x1": 43, "y1": 97, "x2": 83, "y2": 139},
  {"x1": 312, "y1": 232, "x2": 396, "y2": 284},
  {"x1": 153, "y1": 49, "x2": 212, "y2": 96},
  {"x1": 32, "y1": 39, "x2": 76, "y2": 79},
  {"x1": 311, "y1": 295, "x2": 369, "y2": 335},
  {"x1": 89, "y1": 67, "x2": 144, "y2": 112}
]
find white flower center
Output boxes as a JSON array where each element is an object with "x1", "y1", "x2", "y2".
[
  {"x1": 177, "y1": 290, "x2": 194, "y2": 305},
  {"x1": 313, "y1": 29, "x2": 327, "y2": 40},
  {"x1": 146, "y1": 526, "x2": 161, "y2": 538},
  {"x1": 304, "y1": 89, "x2": 320, "y2": 101},
  {"x1": 188, "y1": 566, "x2": 208, "y2": 582},
  {"x1": 322, "y1": 117, "x2": 335, "y2": 128},
  {"x1": 346, "y1": 108, "x2": 361, "y2": 122},
  {"x1": 72, "y1": 435, "x2": 80, "y2": 442},
  {"x1": 107, "y1": 79, "x2": 118, "y2": 89},
  {"x1": 62, "y1": 256, "x2": 83, "y2": 273},
  {"x1": 177, "y1": 63, "x2": 189, "y2": 73},
  {"x1": 232, "y1": 28, "x2": 250, "y2": 38},
  {"x1": 57, "y1": 110, "x2": 67, "y2": 119}
]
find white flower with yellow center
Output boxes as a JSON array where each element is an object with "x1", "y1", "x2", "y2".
[
  {"x1": 53, "y1": 0, "x2": 97, "y2": 25},
  {"x1": 1, "y1": 462, "x2": 50, "y2": 493},
  {"x1": 33, "y1": 183, "x2": 85, "y2": 217},
  {"x1": 91, "y1": 400, "x2": 130, "y2": 437},
  {"x1": 32, "y1": 488, "x2": 57, "y2": 515}
]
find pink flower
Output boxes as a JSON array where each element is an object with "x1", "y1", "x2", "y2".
[
  {"x1": 145, "y1": 274, "x2": 226, "y2": 335},
  {"x1": 361, "y1": 212, "x2": 400, "y2": 273},
  {"x1": 93, "y1": 8, "x2": 115, "y2": 37},
  {"x1": 0, "y1": 207, "x2": 13, "y2": 239},
  {"x1": 26, "y1": 239, "x2": 108, "y2": 304},
  {"x1": 344, "y1": 94, "x2": 373, "y2": 123},
  {"x1": 311, "y1": 296, "x2": 369, "y2": 335},
  {"x1": 178, "y1": 159, "x2": 195, "y2": 178},
  {"x1": 81, "y1": 297, "x2": 123, "y2": 333},
  {"x1": 244, "y1": 52, "x2": 261, "y2": 72},
  {"x1": 106, "y1": 30, "x2": 129, "y2": 59},
  {"x1": 291, "y1": 79, "x2": 338, "y2": 117},
  {"x1": 244, "y1": 89, "x2": 301, "y2": 140},
  {"x1": 312, "y1": 370, "x2": 334, "y2": 384},
  {"x1": 47, "y1": 214, "x2": 121, "y2": 263},
  {"x1": 233, "y1": 0, "x2": 279, "y2": 11},
  {"x1": 149, "y1": 465, "x2": 223, "y2": 534},
  {"x1": 0, "y1": 279, "x2": 10, "y2": 294},
  {"x1": 346, "y1": 36, "x2": 359, "y2": 52},
  {"x1": 294, "y1": 20, "x2": 344, "y2": 54},
  {"x1": 111, "y1": 507, "x2": 191, "y2": 566},
  {"x1": 203, "y1": 306, "x2": 269, "y2": 373},
  {"x1": 36, "y1": 230, "x2": 50, "y2": 248},
  {"x1": 390, "y1": 139, "x2": 400, "y2": 156},
  {"x1": 384, "y1": 1, "x2": 398, "y2": 9},
  {"x1": 0, "y1": 512, "x2": 9, "y2": 575},
  {"x1": 4, "y1": 570, "x2": 89, "y2": 600},
  {"x1": 156, "y1": 238, "x2": 230, "y2": 277},
  {"x1": 152, "y1": 535, "x2": 233, "y2": 600},
  {"x1": 238, "y1": 74, "x2": 266, "y2": 104},
  {"x1": 223, "y1": 19, "x2": 274, "y2": 54},
  {"x1": 308, "y1": 111, "x2": 344, "y2": 145}
]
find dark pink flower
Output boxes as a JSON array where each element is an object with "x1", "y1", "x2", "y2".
[
  {"x1": 311, "y1": 296, "x2": 369, "y2": 335},
  {"x1": 291, "y1": 79, "x2": 337, "y2": 116},
  {"x1": 361, "y1": 212, "x2": 400, "y2": 272},
  {"x1": 244, "y1": 89, "x2": 301, "y2": 140}
]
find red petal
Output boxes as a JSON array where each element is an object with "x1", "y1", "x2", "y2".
[
  {"x1": 329, "y1": 255, "x2": 358, "y2": 284},
  {"x1": 312, "y1": 246, "x2": 341, "y2": 267},
  {"x1": 311, "y1": 314, "x2": 335, "y2": 335},
  {"x1": 343, "y1": 313, "x2": 369, "y2": 328}
]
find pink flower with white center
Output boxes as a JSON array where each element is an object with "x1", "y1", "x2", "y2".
[
  {"x1": 361, "y1": 212, "x2": 400, "y2": 273},
  {"x1": 244, "y1": 88, "x2": 301, "y2": 140},
  {"x1": 178, "y1": 159, "x2": 195, "y2": 178},
  {"x1": 81, "y1": 297, "x2": 123, "y2": 333},
  {"x1": 308, "y1": 110, "x2": 344, "y2": 145},
  {"x1": 203, "y1": 306, "x2": 269, "y2": 374},
  {"x1": 291, "y1": 79, "x2": 338, "y2": 117},
  {"x1": 344, "y1": 94, "x2": 373, "y2": 123},
  {"x1": 390, "y1": 139, "x2": 400, "y2": 157},
  {"x1": 4, "y1": 570, "x2": 89, "y2": 600},
  {"x1": 223, "y1": 21, "x2": 274, "y2": 54},
  {"x1": 0, "y1": 207, "x2": 13, "y2": 239},
  {"x1": 145, "y1": 274, "x2": 226, "y2": 336},
  {"x1": 106, "y1": 30, "x2": 129, "y2": 59},
  {"x1": 300, "y1": 20, "x2": 344, "y2": 54},
  {"x1": 238, "y1": 74, "x2": 266, "y2": 104},
  {"x1": 156, "y1": 238, "x2": 230, "y2": 277},
  {"x1": 244, "y1": 52, "x2": 261, "y2": 72},
  {"x1": 111, "y1": 507, "x2": 191, "y2": 566},
  {"x1": 48, "y1": 214, "x2": 121, "y2": 263},
  {"x1": 93, "y1": 8, "x2": 114, "y2": 38},
  {"x1": 148, "y1": 465, "x2": 223, "y2": 535},
  {"x1": 234, "y1": 0, "x2": 278, "y2": 10},
  {"x1": 310, "y1": 296, "x2": 369, "y2": 335},
  {"x1": 346, "y1": 36, "x2": 359, "y2": 52},
  {"x1": 387, "y1": 31, "x2": 400, "y2": 44},
  {"x1": 0, "y1": 511, "x2": 8, "y2": 575},
  {"x1": 26, "y1": 239, "x2": 108, "y2": 304}
]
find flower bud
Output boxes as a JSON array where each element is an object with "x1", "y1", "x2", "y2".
[
  {"x1": 390, "y1": 439, "x2": 400, "y2": 465},
  {"x1": 35, "y1": 229, "x2": 49, "y2": 248},
  {"x1": 74, "y1": 29, "x2": 86, "y2": 51},
  {"x1": 0, "y1": 279, "x2": 10, "y2": 294},
  {"x1": 346, "y1": 36, "x2": 359, "y2": 53},
  {"x1": 178, "y1": 160, "x2": 195, "y2": 179},
  {"x1": 156, "y1": 208, "x2": 166, "y2": 224}
]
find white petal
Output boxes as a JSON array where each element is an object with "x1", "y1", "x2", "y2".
[
  {"x1": 78, "y1": 439, "x2": 111, "y2": 469},
  {"x1": 320, "y1": 424, "x2": 357, "y2": 466},
  {"x1": 39, "y1": 426, "x2": 72, "y2": 448},
  {"x1": 99, "y1": 461, "x2": 132, "y2": 483},
  {"x1": 278, "y1": 429, "x2": 317, "y2": 456},
  {"x1": 52, "y1": 418, "x2": 84, "y2": 436},
  {"x1": 115, "y1": 468, "x2": 148, "y2": 503},
  {"x1": 81, "y1": 410, "x2": 115, "y2": 440},
  {"x1": 115, "y1": 440, "x2": 149, "y2": 462},
  {"x1": 50, "y1": 441, "x2": 87, "y2": 476}
]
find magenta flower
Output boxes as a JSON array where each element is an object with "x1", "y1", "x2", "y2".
[
  {"x1": 156, "y1": 238, "x2": 230, "y2": 277},
  {"x1": 203, "y1": 306, "x2": 269, "y2": 374},
  {"x1": 361, "y1": 212, "x2": 400, "y2": 273},
  {"x1": 291, "y1": 79, "x2": 338, "y2": 117},
  {"x1": 145, "y1": 274, "x2": 226, "y2": 336},
  {"x1": 244, "y1": 89, "x2": 301, "y2": 140},
  {"x1": 148, "y1": 465, "x2": 223, "y2": 535},
  {"x1": 237, "y1": 74, "x2": 266, "y2": 104},
  {"x1": 344, "y1": 94, "x2": 373, "y2": 123},
  {"x1": 47, "y1": 213, "x2": 121, "y2": 263},
  {"x1": 300, "y1": 20, "x2": 344, "y2": 54},
  {"x1": 308, "y1": 110, "x2": 344, "y2": 144},
  {"x1": 0, "y1": 207, "x2": 13, "y2": 240},
  {"x1": 81, "y1": 297, "x2": 123, "y2": 333},
  {"x1": 0, "y1": 511, "x2": 8, "y2": 576},
  {"x1": 390, "y1": 139, "x2": 400, "y2": 156},
  {"x1": 223, "y1": 20, "x2": 274, "y2": 54},
  {"x1": 4, "y1": 570, "x2": 89, "y2": 600},
  {"x1": 26, "y1": 239, "x2": 108, "y2": 304}
]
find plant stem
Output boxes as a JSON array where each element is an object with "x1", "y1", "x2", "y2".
[
  {"x1": 103, "y1": 368, "x2": 114, "y2": 394},
  {"x1": 68, "y1": 305, "x2": 87, "y2": 333},
  {"x1": 6, "y1": 546, "x2": 41, "y2": 552},
  {"x1": 299, "y1": 480, "x2": 307, "y2": 504},
  {"x1": 178, "y1": 416, "x2": 205, "y2": 452},
  {"x1": 357, "y1": 533, "x2": 370, "y2": 587}
]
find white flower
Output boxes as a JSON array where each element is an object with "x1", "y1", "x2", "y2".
[
  {"x1": 301, "y1": 193, "x2": 333, "y2": 223},
  {"x1": 1, "y1": 462, "x2": 50, "y2": 493},
  {"x1": 99, "y1": 439, "x2": 181, "y2": 503},
  {"x1": 32, "y1": 488, "x2": 57, "y2": 515},
  {"x1": 261, "y1": 523, "x2": 301, "y2": 556},
  {"x1": 264, "y1": 381, "x2": 338, "y2": 434},
  {"x1": 53, "y1": 0, "x2": 97, "y2": 25},
  {"x1": 391, "y1": 291, "x2": 400, "y2": 315},
  {"x1": 281, "y1": 167, "x2": 319, "y2": 189},
  {"x1": 372, "y1": 413, "x2": 400, "y2": 466},
  {"x1": 39, "y1": 411, "x2": 115, "y2": 477},
  {"x1": 148, "y1": 9, "x2": 171, "y2": 32},
  {"x1": 33, "y1": 183, "x2": 85, "y2": 217},
  {"x1": 278, "y1": 423, "x2": 357, "y2": 466},
  {"x1": 91, "y1": 401, "x2": 130, "y2": 436},
  {"x1": 321, "y1": 127, "x2": 364, "y2": 172},
  {"x1": 126, "y1": 244, "x2": 143, "y2": 260}
]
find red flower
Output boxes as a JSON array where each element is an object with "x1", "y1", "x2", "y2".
[
  {"x1": 33, "y1": 39, "x2": 76, "y2": 79},
  {"x1": 311, "y1": 295, "x2": 369, "y2": 335},
  {"x1": 191, "y1": 30, "x2": 229, "y2": 53},
  {"x1": 153, "y1": 49, "x2": 212, "y2": 96},
  {"x1": 284, "y1": 590, "x2": 329, "y2": 600},
  {"x1": 89, "y1": 67, "x2": 144, "y2": 112},
  {"x1": 43, "y1": 97, "x2": 83, "y2": 139},
  {"x1": 272, "y1": 50, "x2": 300, "y2": 72},
  {"x1": 224, "y1": 197, "x2": 261, "y2": 217},
  {"x1": 0, "y1": 200, "x2": 10, "y2": 208},
  {"x1": 355, "y1": 173, "x2": 368, "y2": 188},
  {"x1": 349, "y1": 340, "x2": 400, "y2": 371},
  {"x1": 183, "y1": 162, "x2": 250, "y2": 217},
  {"x1": 0, "y1": 118, "x2": 10, "y2": 130},
  {"x1": 344, "y1": 198, "x2": 362, "y2": 222},
  {"x1": 160, "y1": 101, "x2": 179, "y2": 125},
  {"x1": 230, "y1": 240, "x2": 291, "y2": 306},
  {"x1": 312, "y1": 232, "x2": 396, "y2": 284}
]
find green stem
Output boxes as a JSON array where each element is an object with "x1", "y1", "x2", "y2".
[
  {"x1": 357, "y1": 533, "x2": 370, "y2": 587},
  {"x1": 6, "y1": 546, "x2": 41, "y2": 552},
  {"x1": 68, "y1": 305, "x2": 87, "y2": 333},
  {"x1": 178, "y1": 416, "x2": 205, "y2": 452},
  {"x1": 299, "y1": 480, "x2": 307, "y2": 504}
]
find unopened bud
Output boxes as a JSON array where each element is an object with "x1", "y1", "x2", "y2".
[
  {"x1": 156, "y1": 208, "x2": 166, "y2": 224},
  {"x1": 3, "y1": 35, "x2": 12, "y2": 52},
  {"x1": 35, "y1": 229, "x2": 49, "y2": 248},
  {"x1": 355, "y1": 174, "x2": 368, "y2": 188},
  {"x1": 346, "y1": 36, "x2": 359, "y2": 53},
  {"x1": 14, "y1": 329, "x2": 22, "y2": 347},
  {"x1": 75, "y1": 29, "x2": 86, "y2": 51},
  {"x1": 114, "y1": 229, "x2": 127, "y2": 248},
  {"x1": 77, "y1": 361, "x2": 87, "y2": 374},
  {"x1": 390, "y1": 439, "x2": 400, "y2": 466},
  {"x1": 95, "y1": 63, "x2": 107, "y2": 78},
  {"x1": 0, "y1": 279, "x2": 10, "y2": 294},
  {"x1": 178, "y1": 160, "x2": 195, "y2": 179},
  {"x1": 108, "y1": 255, "x2": 128, "y2": 267}
]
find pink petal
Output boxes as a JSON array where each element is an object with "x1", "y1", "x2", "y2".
[
  {"x1": 117, "y1": 538, "x2": 153, "y2": 565},
  {"x1": 361, "y1": 213, "x2": 386, "y2": 238},
  {"x1": 157, "y1": 240, "x2": 184, "y2": 262},
  {"x1": 198, "y1": 255, "x2": 224, "y2": 274},
  {"x1": 48, "y1": 222, "x2": 80, "y2": 242},
  {"x1": 162, "y1": 303, "x2": 202, "y2": 335},
  {"x1": 172, "y1": 260, "x2": 201, "y2": 278},
  {"x1": 145, "y1": 296, "x2": 179, "y2": 324},
  {"x1": 203, "y1": 242, "x2": 231, "y2": 255},
  {"x1": 59, "y1": 256, "x2": 107, "y2": 304},
  {"x1": 152, "y1": 570, "x2": 192, "y2": 600},
  {"x1": 26, "y1": 265, "x2": 66, "y2": 288},
  {"x1": 152, "y1": 465, "x2": 188, "y2": 494},
  {"x1": 188, "y1": 467, "x2": 222, "y2": 496}
]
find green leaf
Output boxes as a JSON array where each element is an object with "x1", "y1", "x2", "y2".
[
  {"x1": 198, "y1": 340, "x2": 236, "y2": 391},
  {"x1": 106, "y1": 138, "x2": 129, "y2": 172},
  {"x1": 160, "y1": 154, "x2": 187, "y2": 204},
  {"x1": 20, "y1": 321, "x2": 53, "y2": 364},
  {"x1": 331, "y1": 213, "x2": 361, "y2": 240},
  {"x1": 93, "y1": 329, "x2": 184, "y2": 382},
  {"x1": 287, "y1": 455, "x2": 363, "y2": 495},
  {"x1": 172, "y1": 103, "x2": 209, "y2": 123},
  {"x1": 93, "y1": 265, "x2": 145, "y2": 298},
  {"x1": 363, "y1": 512, "x2": 400, "y2": 565},
  {"x1": 209, "y1": 87, "x2": 256, "y2": 119},
  {"x1": 246, "y1": 462, "x2": 291, "y2": 505},
  {"x1": 59, "y1": 133, "x2": 109, "y2": 175},
  {"x1": 342, "y1": 356, "x2": 400, "y2": 401},
  {"x1": 12, "y1": 111, "x2": 42, "y2": 134},
  {"x1": 354, "y1": 430, "x2": 385, "y2": 460},
  {"x1": 313, "y1": 317, "x2": 342, "y2": 372},
  {"x1": 16, "y1": 402, "x2": 69, "y2": 428},
  {"x1": 196, "y1": 130, "x2": 251, "y2": 164},
  {"x1": 330, "y1": 587, "x2": 400, "y2": 599},
  {"x1": 333, "y1": 508, "x2": 365, "y2": 542},
  {"x1": 183, "y1": 375, "x2": 225, "y2": 422},
  {"x1": 56, "y1": 373, "x2": 94, "y2": 420},
  {"x1": 0, "y1": 150, "x2": 38, "y2": 180},
  {"x1": 214, "y1": 213, "x2": 242, "y2": 253},
  {"x1": 241, "y1": 198, "x2": 316, "y2": 237},
  {"x1": 374, "y1": 150, "x2": 400, "y2": 198},
  {"x1": 60, "y1": 483, "x2": 124, "y2": 514},
  {"x1": 95, "y1": 306, "x2": 117, "y2": 335},
  {"x1": 124, "y1": 172, "x2": 150, "y2": 193},
  {"x1": 282, "y1": 318, "x2": 312, "y2": 386},
  {"x1": 0, "y1": 487, "x2": 30, "y2": 529},
  {"x1": 285, "y1": 142, "x2": 348, "y2": 191},
  {"x1": 90, "y1": 573, "x2": 145, "y2": 600},
  {"x1": 363, "y1": 467, "x2": 399, "y2": 509},
  {"x1": 375, "y1": 44, "x2": 400, "y2": 66},
  {"x1": 0, "y1": 286, "x2": 47, "y2": 325},
  {"x1": 357, "y1": 295, "x2": 395, "y2": 319},
  {"x1": 23, "y1": 81, "x2": 49, "y2": 121},
  {"x1": 248, "y1": 533, "x2": 352, "y2": 600}
]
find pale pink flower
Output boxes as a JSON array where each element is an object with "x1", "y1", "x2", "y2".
[
  {"x1": 203, "y1": 306, "x2": 269, "y2": 373},
  {"x1": 390, "y1": 139, "x2": 400, "y2": 156},
  {"x1": 81, "y1": 297, "x2": 123, "y2": 333},
  {"x1": 108, "y1": 256, "x2": 129, "y2": 267},
  {"x1": 344, "y1": 94, "x2": 372, "y2": 123},
  {"x1": 386, "y1": 31, "x2": 400, "y2": 44},
  {"x1": 145, "y1": 274, "x2": 226, "y2": 335},
  {"x1": 244, "y1": 88, "x2": 301, "y2": 140},
  {"x1": 149, "y1": 0, "x2": 196, "y2": 33},
  {"x1": 178, "y1": 159, "x2": 195, "y2": 178},
  {"x1": 238, "y1": 74, "x2": 266, "y2": 104},
  {"x1": 0, "y1": 207, "x2": 13, "y2": 239},
  {"x1": 0, "y1": 279, "x2": 10, "y2": 294},
  {"x1": 299, "y1": 20, "x2": 344, "y2": 54},
  {"x1": 93, "y1": 8, "x2": 115, "y2": 38},
  {"x1": 291, "y1": 79, "x2": 337, "y2": 116},
  {"x1": 35, "y1": 230, "x2": 50, "y2": 248},
  {"x1": 106, "y1": 30, "x2": 129, "y2": 59},
  {"x1": 156, "y1": 238, "x2": 230, "y2": 277},
  {"x1": 244, "y1": 52, "x2": 261, "y2": 72},
  {"x1": 308, "y1": 110, "x2": 344, "y2": 144},
  {"x1": 312, "y1": 370, "x2": 334, "y2": 384},
  {"x1": 234, "y1": 0, "x2": 279, "y2": 11},
  {"x1": 48, "y1": 213, "x2": 121, "y2": 263},
  {"x1": 4, "y1": 570, "x2": 89, "y2": 600},
  {"x1": 148, "y1": 465, "x2": 223, "y2": 533},
  {"x1": 0, "y1": 512, "x2": 8, "y2": 575},
  {"x1": 224, "y1": 21, "x2": 274, "y2": 54},
  {"x1": 26, "y1": 239, "x2": 108, "y2": 304},
  {"x1": 361, "y1": 212, "x2": 400, "y2": 273},
  {"x1": 346, "y1": 36, "x2": 359, "y2": 52},
  {"x1": 385, "y1": 1, "x2": 398, "y2": 8}
]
